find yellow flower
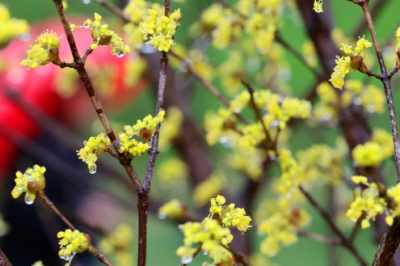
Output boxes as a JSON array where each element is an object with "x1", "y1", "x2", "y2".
[
  {"x1": 313, "y1": 0, "x2": 323, "y2": 13},
  {"x1": 141, "y1": 8, "x2": 181, "y2": 52},
  {"x1": 352, "y1": 142, "x2": 384, "y2": 167},
  {"x1": 21, "y1": 31, "x2": 60, "y2": 69},
  {"x1": 77, "y1": 133, "x2": 111, "y2": 174},
  {"x1": 11, "y1": 165, "x2": 46, "y2": 204},
  {"x1": 58, "y1": 229, "x2": 90, "y2": 263},
  {"x1": 119, "y1": 110, "x2": 165, "y2": 158}
]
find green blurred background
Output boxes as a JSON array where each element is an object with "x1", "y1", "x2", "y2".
[{"x1": 2, "y1": 0, "x2": 400, "y2": 265}]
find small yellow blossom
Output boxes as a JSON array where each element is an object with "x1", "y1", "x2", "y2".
[
  {"x1": 119, "y1": 110, "x2": 165, "y2": 158},
  {"x1": 98, "y1": 224, "x2": 133, "y2": 266},
  {"x1": 0, "y1": 4, "x2": 29, "y2": 44},
  {"x1": 78, "y1": 13, "x2": 130, "y2": 57},
  {"x1": 352, "y1": 142, "x2": 384, "y2": 167},
  {"x1": 57, "y1": 229, "x2": 90, "y2": 263},
  {"x1": 313, "y1": 0, "x2": 323, "y2": 13},
  {"x1": 193, "y1": 172, "x2": 225, "y2": 206},
  {"x1": 21, "y1": 31, "x2": 60, "y2": 69},
  {"x1": 77, "y1": 133, "x2": 111, "y2": 174},
  {"x1": 330, "y1": 37, "x2": 373, "y2": 89},
  {"x1": 159, "y1": 199, "x2": 185, "y2": 220},
  {"x1": 11, "y1": 165, "x2": 46, "y2": 204},
  {"x1": 177, "y1": 218, "x2": 234, "y2": 264},
  {"x1": 141, "y1": 8, "x2": 181, "y2": 52}
]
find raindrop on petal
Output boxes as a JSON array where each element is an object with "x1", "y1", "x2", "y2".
[
  {"x1": 25, "y1": 194, "x2": 34, "y2": 205},
  {"x1": 181, "y1": 257, "x2": 193, "y2": 264},
  {"x1": 89, "y1": 166, "x2": 97, "y2": 174},
  {"x1": 82, "y1": 0, "x2": 91, "y2": 4},
  {"x1": 158, "y1": 213, "x2": 167, "y2": 220}
]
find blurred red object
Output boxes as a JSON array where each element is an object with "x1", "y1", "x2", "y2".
[{"x1": 0, "y1": 17, "x2": 146, "y2": 178}]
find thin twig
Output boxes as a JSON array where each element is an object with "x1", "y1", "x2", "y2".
[
  {"x1": 222, "y1": 245, "x2": 250, "y2": 266},
  {"x1": 52, "y1": 0, "x2": 142, "y2": 190},
  {"x1": 38, "y1": 191, "x2": 114, "y2": 266},
  {"x1": 181, "y1": 245, "x2": 202, "y2": 266},
  {"x1": 299, "y1": 186, "x2": 367, "y2": 266},
  {"x1": 297, "y1": 230, "x2": 340, "y2": 245},
  {"x1": 241, "y1": 79, "x2": 273, "y2": 145},
  {"x1": 96, "y1": 0, "x2": 130, "y2": 23},
  {"x1": 0, "y1": 249, "x2": 13, "y2": 266},
  {"x1": 169, "y1": 49, "x2": 248, "y2": 125},
  {"x1": 359, "y1": 1, "x2": 400, "y2": 183},
  {"x1": 137, "y1": 2, "x2": 171, "y2": 265},
  {"x1": 274, "y1": 31, "x2": 323, "y2": 81}
]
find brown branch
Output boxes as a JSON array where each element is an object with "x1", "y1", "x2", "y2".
[
  {"x1": 52, "y1": 0, "x2": 142, "y2": 190},
  {"x1": 241, "y1": 79, "x2": 273, "y2": 148},
  {"x1": 169, "y1": 49, "x2": 248, "y2": 125},
  {"x1": 38, "y1": 191, "x2": 114, "y2": 266},
  {"x1": 223, "y1": 245, "x2": 250, "y2": 266},
  {"x1": 95, "y1": 0, "x2": 130, "y2": 23},
  {"x1": 137, "y1": 2, "x2": 171, "y2": 266},
  {"x1": 353, "y1": 1, "x2": 400, "y2": 265},
  {"x1": 297, "y1": 230, "x2": 340, "y2": 245},
  {"x1": 299, "y1": 186, "x2": 367, "y2": 266},
  {"x1": 359, "y1": 1, "x2": 400, "y2": 182},
  {"x1": 0, "y1": 249, "x2": 12, "y2": 266}
]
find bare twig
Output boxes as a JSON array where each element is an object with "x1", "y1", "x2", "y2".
[
  {"x1": 297, "y1": 230, "x2": 340, "y2": 245},
  {"x1": 52, "y1": 0, "x2": 142, "y2": 190},
  {"x1": 241, "y1": 79, "x2": 273, "y2": 146},
  {"x1": 0, "y1": 249, "x2": 13, "y2": 266},
  {"x1": 38, "y1": 191, "x2": 114, "y2": 266},
  {"x1": 299, "y1": 186, "x2": 367, "y2": 266}
]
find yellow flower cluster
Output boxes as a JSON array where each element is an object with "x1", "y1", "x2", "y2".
[
  {"x1": 297, "y1": 139, "x2": 348, "y2": 185},
  {"x1": 193, "y1": 171, "x2": 225, "y2": 206},
  {"x1": 158, "y1": 107, "x2": 183, "y2": 151},
  {"x1": 123, "y1": 0, "x2": 157, "y2": 49},
  {"x1": 352, "y1": 141, "x2": 385, "y2": 167},
  {"x1": 346, "y1": 176, "x2": 399, "y2": 228},
  {"x1": 229, "y1": 149, "x2": 266, "y2": 180},
  {"x1": 313, "y1": 0, "x2": 323, "y2": 13},
  {"x1": 141, "y1": 8, "x2": 181, "y2": 52},
  {"x1": 98, "y1": 224, "x2": 134, "y2": 266},
  {"x1": 119, "y1": 110, "x2": 165, "y2": 158},
  {"x1": 313, "y1": 80, "x2": 385, "y2": 125},
  {"x1": 77, "y1": 133, "x2": 111, "y2": 174},
  {"x1": 205, "y1": 89, "x2": 310, "y2": 149},
  {"x1": 156, "y1": 157, "x2": 188, "y2": 189},
  {"x1": 372, "y1": 129, "x2": 394, "y2": 159},
  {"x1": 395, "y1": 27, "x2": 400, "y2": 52},
  {"x1": 209, "y1": 195, "x2": 252, "y2": 232},
  {"x1": 0, "y1": 4, "x2": 29, "y2": 44},
  {"x1": 20, "y1": 31, "x2": 60, "y2": 69},
  {"x1": 177, "y1": 218, "x2": 234, "y2": 264},
  {"x1": 171, "y1": 45, "x2": 215, "y2": 81},
  {"x1": 259, "y1": 207, "x2": 310, "y2": 256},
  {"x1": 81, "y1": 13, "x2": 130, "y2": 57},
  {"x1": 330, "y1": 37, "x2": 373, "y2": 89},
  {"x1": 11, "y1": 165, "x2": 46, "y2": 205},
  {"x1": 158, "y1": 199, "x2": 185, "y2": 220},
  {"x1": 194, "y1": 1, "x2": 284, "y2": 52},
  {"x1": 57, "y1": 229, "x2": 90, "y2": 262}
]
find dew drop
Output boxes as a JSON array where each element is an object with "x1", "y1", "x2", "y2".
[
  {"x1": 367, "y1": 105, "x2": 376, "y2": 113},
  {"x1": 84, "y1": 25, "x2": 90, "y2": 29},
  {"x1": 270, "y1": 120, "x2": 280, "y2": 127},
  {"x1": 89, "y1": 166, "x2": 97, "y2": 174},
  {"x1": 203, "y1": 250, "x2": 208, "y2": 255},
  {"x1": 219, "y1": 136, "x2": 228, "y2": 144},
  {"x1": 116, "y1": 52, "x2": 125, "y2": 58},
  {"x1": 25, "y1": 194, "x2": 34, "y2": 205},
  {"x1": 353, "y1": 97, "x2": 362, "y2": 105},
  {"x1": 181, "y1": 257, "x2": 193, "y2": 264},
  {"x1": 82, "y1": 0, "x2": 91, "y2": 4},
  {"x1": 158, "y1": 213, "x2": 167, "y2": 220}
]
